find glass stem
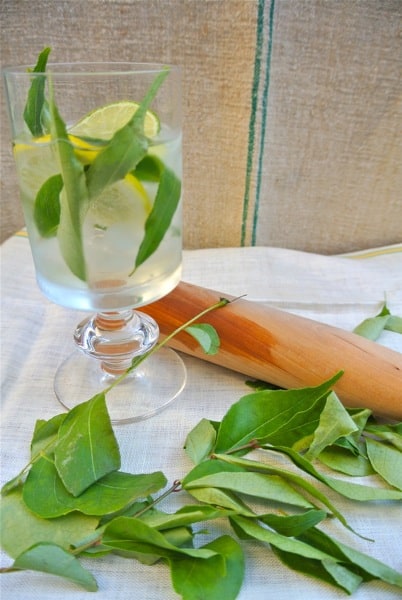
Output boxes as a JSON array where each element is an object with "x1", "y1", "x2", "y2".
[{"x1": 74, "y1": 310, "x2": 159, "y2": 376}]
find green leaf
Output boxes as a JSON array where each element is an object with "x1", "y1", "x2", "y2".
[
  {"x1": 231, "y1": 515, "x2": 334, "y2": 562},
  {"x1": 186, "y1": 487, "x2": 255, "y2": 515},
  {"x1": 270, "y1": 545, "x2": 363, "y2": 594},
  {"x1": 366, "y1": 438, "x2": 402, "y2": 490},
  {"x1": 182, "y1": 461, "x2": 254, "y2": 514},
  {"x1": 49, "y1": 90, "x2": 89, "y2": 281},
  {"x1": 184, "y1": 471, "x2": 314, "y2": 509},
  {"x1": 54, "y1": 393, "x2": 120, "y2": 496},
  {"x1": 134, "y1": 155, "x2": 162, "y2": 182},
  {"x1": 305, "y1": 392, "x2": 358, "y2": 460},
  {"x1": 365, "y1": 421, "x2": 402, "y2": 451},
  {"x1": 134, "y1": 164, "x2": 181, "y2": 271},
  {"x1": 30, "y1": 413, "x2": 67, "y2": 458},
  {"x1": 102, "y1": 516, "x2": 217, "y2": 561},
  {"x1": 86, "y1": 124, "x2": 148, "y2": 199},
  {"x1": 260, "y1": 509, "x2": 327, "y2": 537},
  {"x1": 141, "y1": 505, "x2": 233, "y2": 531},
  {"x1": 185, "y1": 324, "x2": 220, "y2": 355},
  {"x1": 12, "y1": 543, "x2": 97, "y2": 591},
  {"x1": 318, "y1": 444, "x2": 374, "y2": 477},
  {"x1": 23, "y1": 47, "x2": 51, "y2": 136},
  {"x1": 353, "y1": 302, "x2": 402, "y2": 340},
  {"x1": 269, "y1": 445, "x2": 402, "y2": 502},
  {"x1": 212, "y1": 453, "x2": 353, "y2": 533},
  {"x1": 353, "y1": 314, "x2": 391, "y2": 340},
  {"x1": 23, "y1": 457, "x2": 166, "y2": 518},
  {"x1": 385, "y1": 314, "x2": 402, "y2": 333},
  {"x1": 299, "y1": 526, "x2": 402, "y2": 590},
  {"x1": 0, "y1": 489, "x2": 98, "y2": 559},
  {"x1": 33, "y1": 174, "x2": 62, "y2": 237},
  {"x1": 170, "y1": 535, "x2": 244, "y2": 600},
  {"x1": 184, "y1": 418, "x2": 217, "y2": 465},
  {"x1": 86, "y1": 69, "x2": 169, "y2": 199},
  {"x1": 214, "y1": 373, "x2": 343, "y2": 454}
]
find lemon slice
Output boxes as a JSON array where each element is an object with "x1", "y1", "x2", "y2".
[
  {"x1": 69, "y1": 101, "x2": 160, "y2": 141},
  {"x1": 13, "y1": 137, "x2": 59, "y2": 199},
  {"x1": 86, "y1": 173, "x2": 152, "y2": 229}
]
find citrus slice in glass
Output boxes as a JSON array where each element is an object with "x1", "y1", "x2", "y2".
[
  {"x1": 69, "y1": 101, "x2": 160, "y2": 141},
  {"x1": 87, "y1": 173, "x2": 152, "y2": 229},
  {"x1": 13, "y1": 136, "x2": 59, "y2": 199}
]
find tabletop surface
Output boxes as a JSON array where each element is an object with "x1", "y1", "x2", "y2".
[{"x1": 1, "y1": 233, "x2": 401, "y2": 600}]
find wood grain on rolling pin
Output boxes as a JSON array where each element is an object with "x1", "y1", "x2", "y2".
[{"x1": 142, "y1": 282, "x2": 402, "y2": 420}]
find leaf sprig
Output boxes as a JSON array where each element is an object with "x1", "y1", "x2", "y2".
[{"x1": 1, "y1": 298, "x2": 402, "y2": 598}]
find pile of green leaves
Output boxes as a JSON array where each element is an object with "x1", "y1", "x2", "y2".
[
  {"x1": 1, "y1": 366, "x2": 402, "y2": 596},
  {"x1": 25, "y1": 47, "x2": 181, "y2": 281}
]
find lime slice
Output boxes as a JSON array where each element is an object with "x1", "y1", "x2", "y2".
[
  {"x1": 69, "y1": 101, "x2": 160, "y2": 140},
  {"x1": 87, "y1": 173, "x2": 152, "y2": 229}
]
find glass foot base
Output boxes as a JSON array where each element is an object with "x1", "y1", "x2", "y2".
[{"x1": 54, "y1": 347, "x2": 186, "y2": 424}]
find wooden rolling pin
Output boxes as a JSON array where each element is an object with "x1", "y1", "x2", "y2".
[{"x1": 142, "y1": 281, "x2": 402, "y2": 420}]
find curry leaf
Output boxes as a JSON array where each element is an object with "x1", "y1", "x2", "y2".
[
  {"x1": 33, "y1": 173, "x2": 62, "y2": 237},
  {"x1": 211, "y1": 453, "x2": 353, "y2": 533},
  {"x1": 299, "y1": 527, "x2": 402, "y2": 589},
  {"x1": 305, "y1": 392, "x2": 358, "y2": 460},
  {"x1": 184, "y1": 470, "x2": 314, "y2": 509},
  {"x1": 134, "y1": 163, "x2": 181, "y2": 271},
  {"x1": 270, "y1": 545, "x2": 363, "y2": 594},
  {"x1": 364, "y1": 421, "x2": 402, "y2": 451},
  {"x1": 85, "y1": 69, "x2": 168, "y2": 199},
  {"x1": 102, "y1": 516, "x2": 217, "y2": 561},
  {"x1": 12, "y1": 543, "x2": 98, "y2": 591},
  {"x1": 268, "y1": 445, "x2": 402, "y2": 502},
  {"x1": 170, "y1": 535, "x2": 244, "y2": 600},
  {"x1": 54, "y1": 393, "x2": 120, "y2": 496},
  {"x1": 214, "y1": 373, "x2": 343, "y2": 453},
  {"x1": 385, "y1": 314, "x2": 402, "y2": 334},
  {"x1": 30, "y1": 413, "x2": 67, "y2": 457},
  {"x1": 184, "y1": 418, "x2": 217, "y2": 465},
  {"x1": 23, "y1": 458, "x2": 166, "y2": 518},
  {"x1": 260, "y1": 509, "x2": 327, "y2": 537},
  {"x1": 23, "y1": 47, "x2": 51, "y2": 136},
  {"x1": 318, "y1": 444, "x2": 374, "y2": 477},
  {"x1": 49, "y1": 90, "x2": 89, "y2": 281},
  {"x1": 185, "y1": 324, "x2": 220, "y2": 356},
  {"x1": 0, "y1": 489, "x2": 98, "y2": 559},
  {"x1": 353, "y1": 302, "x2": 402, "y2": 340},
  {"x1": 366, "y1": 438, "x2": 402, "y2": 490}
]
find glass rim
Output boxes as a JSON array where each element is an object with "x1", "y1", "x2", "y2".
[{"x1": 2, "y1": 61, "x2": 180, "y2": 76}]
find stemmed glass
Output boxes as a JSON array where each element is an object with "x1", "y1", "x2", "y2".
[{"x1": 3, "y1": 53, "x2": 186, "y2": 424}]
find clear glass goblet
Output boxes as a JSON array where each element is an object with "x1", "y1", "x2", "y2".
[{"x1": 3, "y1": 56, "x2": 186, "y2": 423}]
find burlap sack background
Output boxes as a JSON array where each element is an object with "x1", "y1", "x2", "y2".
[{"x1": 1, "y1": 0, "x2": 401, "y2": 253}]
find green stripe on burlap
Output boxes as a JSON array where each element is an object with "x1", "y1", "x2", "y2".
[{"x1": 241, "y1": 0, "x2": 276, "y2": 246}]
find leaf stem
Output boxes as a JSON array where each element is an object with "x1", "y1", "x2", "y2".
[
  {"x1": 132, "y1": 479, "x2": 182, "y2": 519},
  {"x1": 102, "y1": 297, "x2": 231, "y2": 394}
]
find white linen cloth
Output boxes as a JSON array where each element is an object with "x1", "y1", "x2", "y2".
[{"x1": 1, "y1": 234, "x2": 401, "y2": 599}]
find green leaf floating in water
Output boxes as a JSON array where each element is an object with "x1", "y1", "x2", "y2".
[
  {"x1": 132, "y1": 155, "x2": 181, "y2": 272},
  {"x1": 23, "y1": 46, "x2": 51, "y2": 137},
  {"x1": 33, "y1": 173, "x2": 63, "y2": 237},
  {"x1": 48, "y1": 88, "x2": 89, "y2": 282}
]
